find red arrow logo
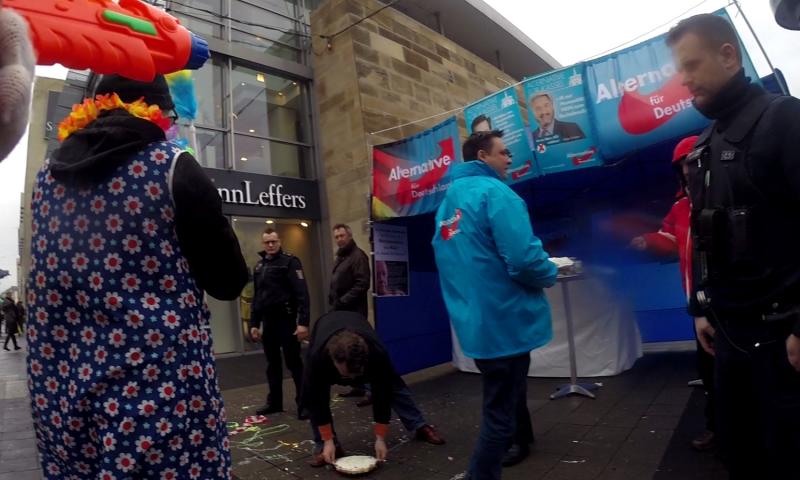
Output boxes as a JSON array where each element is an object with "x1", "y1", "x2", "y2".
[
  {"x1": 571, "y1": 147, "x2": 597, "y2": 166},
  {"x1": 373, "y1": 139, "x2": 455, "y2": 206},
  {"x1": 618, "y1": 74, "x2": 693, "y2": 135},
  {"x1": 511, "y1": 160, "x2": 533, "y2": 181}
]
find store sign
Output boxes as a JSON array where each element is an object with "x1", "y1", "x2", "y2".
[
  {"x1": 204, "y1": 168, "x2": 321, "y2": 219},
  {"x1": 44, "y1": 91, "x2": 62, "y2": 140},
  {"x1": 216, "y1": 181, "x2": 308, "y2": 209}
]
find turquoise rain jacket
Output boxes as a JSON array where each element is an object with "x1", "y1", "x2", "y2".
[{"x1": 432, "y1": 161, "x2": 558, "y2": 359}]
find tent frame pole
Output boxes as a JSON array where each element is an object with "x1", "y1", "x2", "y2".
[{"x1": 731, "y1": 0, "x2": 781, "y2": 90}]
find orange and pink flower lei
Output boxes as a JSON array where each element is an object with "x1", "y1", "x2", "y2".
[{"x1": 58, "y1": 93, "x2": 171, "y2": 142}]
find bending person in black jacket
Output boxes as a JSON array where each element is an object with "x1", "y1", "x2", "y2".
[{"x1": 301, "y1": 311, "x2": 443, "y2": 467}]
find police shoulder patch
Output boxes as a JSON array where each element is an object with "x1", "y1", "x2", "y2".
[{"x1": 296, "y1": 270, "x2": 304, "y2": 280}]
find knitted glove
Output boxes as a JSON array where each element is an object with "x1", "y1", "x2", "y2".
[{"x1": 0, "y1": 5, "x2": 35, "y2": 161}]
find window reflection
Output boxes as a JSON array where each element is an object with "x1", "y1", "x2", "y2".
[
  {"x1": 193, "y1": 59, "x2": 225, "y2": 128},
  {"x1": 194, "y1": 129, "x2": 226, "y2": 169},
  {"x1": 234, "y1": 135, "x2": 309, "y2": 178},
  {"x1": 168, "y1": 0, "x2": 224, "y2": 39},
  {"x1": 230, "y1": 1, "x2": 301, "y2": 62},
  {"x1": 231, "y1": 65, "x2": 307, "y2": 143}
]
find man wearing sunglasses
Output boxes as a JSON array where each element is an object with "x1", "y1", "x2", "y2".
[{"x1": 433, "y1": 130, "x2": 558, "y2": 479}]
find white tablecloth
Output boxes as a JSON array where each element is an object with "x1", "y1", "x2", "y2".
[{"x1": 452, "y1": 276, "x2": 643, "y2": 377}]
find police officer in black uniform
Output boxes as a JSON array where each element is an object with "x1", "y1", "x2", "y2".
[
  {"x1": 668, "y1": 14, "x2": 800, "y2": 479},
  {"x1": 250, "y1": 228, "x2": 311, "y2": 417}
]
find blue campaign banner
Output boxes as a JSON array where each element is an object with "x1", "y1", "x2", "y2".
[
  {"x1": 523, "y1": 66, "x2": 602, "y2": 174},
  {"x1": 372, "y1": 117, "x2": 462, "y2": 220},
  {"x1": 464, "y1": 87, "x2": 536, "y2": 183},
  {"x1": 585, "y1": 9, "x2": 759, "y2": 159}
]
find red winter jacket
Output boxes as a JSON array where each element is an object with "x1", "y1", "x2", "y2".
[{"x1": 642, "y1": 197, "x2": 692, "y2": 298}]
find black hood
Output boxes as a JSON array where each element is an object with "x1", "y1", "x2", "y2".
[
  {"x1": 50, "y1": 109, "x2": 166, "y2": 187},
  {"x1": 94, "y1": 74, "x2": 175, "y2": 112}
]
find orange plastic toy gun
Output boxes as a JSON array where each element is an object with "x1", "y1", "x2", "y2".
[{"x1": 5, "y1": 0, "x2": 209, "y2": 82}]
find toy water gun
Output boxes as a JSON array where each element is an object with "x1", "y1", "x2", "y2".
[{"x1": 5, "y1": 0, "x2": 209, "y2": 82}]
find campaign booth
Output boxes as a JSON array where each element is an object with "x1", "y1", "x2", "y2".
[{"x1": 370, "y1": 9, "x2": 786, "y2": 377}]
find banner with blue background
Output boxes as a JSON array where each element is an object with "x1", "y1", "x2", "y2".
[
  {"x1": 372, "y1": 117, "x2": 462, "y2": 220},
  {"x1": 523, "y1": 66, "x2": 603, "y2": 174},
  {"x1": 584, "y1": 9, "x2": 759, "y2": 159},
  {"x1": 464, "y1": 87, "x2": 537, "y2": 183}
]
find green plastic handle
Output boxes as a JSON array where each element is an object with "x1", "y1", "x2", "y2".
[{"x1": 102, "y1": 9, "x2": 158, "y2": 36}]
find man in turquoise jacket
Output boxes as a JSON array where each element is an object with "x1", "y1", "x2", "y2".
[{"x1": 433, "y1": 130, "x2": 558, "y2": 479}]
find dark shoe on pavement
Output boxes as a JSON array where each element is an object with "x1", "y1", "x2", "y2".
[
  {"x1": 309, "y1": 445, "x2": 346, "y2": 467},
  {"x1": 502, "y1": 443, "x2": 530, "y2": 467},
  {"x1": 338, "y1": 388, "x2": 366, "y2": 398},
  {"x1": 691, "y1": 430, "x2": 716, "y2": 451},
  {"x1": 356, "y1": 394, "x2": 373, "y2": 408},
  {"x1": 2, "y1": 347, "x2": 8, "y2": 351},
  {"x1": 255, "y1": 404, "x2": 283, "y2": 416},
  {"x1": 14, "y1": 347, "x2": 21, "y2": 351},
  {"x1": 415, "y1": 425, "x2": 446, "y2": 445}
]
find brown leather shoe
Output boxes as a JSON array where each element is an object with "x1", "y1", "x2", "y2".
[
  {"x1": 308, "y1": 445, "x2": 346, "y2": 467},
  {"x1": 691, "y1": 430, "x2": 716, "y2": 451},
  {"x1": 415, "y1": 425, "x2": 445, "y2": 445}
]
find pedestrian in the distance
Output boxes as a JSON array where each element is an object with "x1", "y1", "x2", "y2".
[{"x1": 2, "y1": 293, "x2": 20, "y2": 351}]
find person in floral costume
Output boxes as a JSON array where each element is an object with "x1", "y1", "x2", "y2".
[{"x1": 26, "y1": 74, "x2": 248, "y2": 479}]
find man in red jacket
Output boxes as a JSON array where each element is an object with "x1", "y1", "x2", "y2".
[{"x1": 631, "y1": 136, "x2": 716, "y2": 451}]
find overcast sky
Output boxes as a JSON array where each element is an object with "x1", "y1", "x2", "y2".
[
  {"x1": 0, "y1": 0, "x2": 797, "y2": 292},
  {"x1": 484, "y1": 0, "x2": 799, "y2": 94}
]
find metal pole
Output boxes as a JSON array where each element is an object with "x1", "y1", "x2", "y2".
[
  {"x1": 562, "y1": 280, "x2": 579, "y2": 386},
  {"x1": 550, "y1": 275, "x2": 600, "y2": 400},
  {"x1": 732, "y1": 0, "x2": 778, "y2": 76},
  {"x1": 367, "y1": 138, "x2": 378, "y2": 328}
]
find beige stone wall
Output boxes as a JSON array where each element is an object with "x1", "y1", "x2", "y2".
[
  {"x1": 18, "y1": 77, "x2": 65, "y2": 298},
  {"x1": 311, "y1": 0, "x2": 545, "y2": 322},
  {"x1": 312, "y1": 0, "x2": 528, "y2": 248}
]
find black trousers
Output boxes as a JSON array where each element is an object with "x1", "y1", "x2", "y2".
[
  {"x1": 712, "y1": 314, "x2": 800, "y2": 479},
  {"x1": 513, "y1": 381, "x2": 534, "y2": 446},
  {"x1": 696, "y1": 338, "x2": 716, "y2": 432},
  {"x1": 4, "y1": 330, "x2": 18, "y2": 349},
  {"x1": 262, "y1": 317, "x2": 303, "y2": 409}
]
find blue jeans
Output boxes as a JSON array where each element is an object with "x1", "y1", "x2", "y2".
[
  {"x1": 311, "y1": 378, "x2": 427, "y2": 450},
  {"x1": 467, "y1": 353, "x2": 531, "y2": 480}
]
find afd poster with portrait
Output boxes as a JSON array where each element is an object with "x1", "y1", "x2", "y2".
[
  {"x1": 585, "y1": 9, "x2": 759, "y2": 159},
  {"x1": 523, "y1": 66, "x2": 602, "y2": 174},
  {"x1": 373, "y1": 224, "x2": 410, "y2": 297},
  {"x1": 372, "y1": 117, "x2": 462, "y2": 220},
  {"x1": 464, "y1": 87, "x2": 537, "y2": 184}
]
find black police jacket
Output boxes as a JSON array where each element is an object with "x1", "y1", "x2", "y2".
[
  {"x1": 250, "y1": 250, "x2": 310, "y2": 329},
  {"x1": 686, "y1": 70, "x2": 800, "y2": 336}
]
